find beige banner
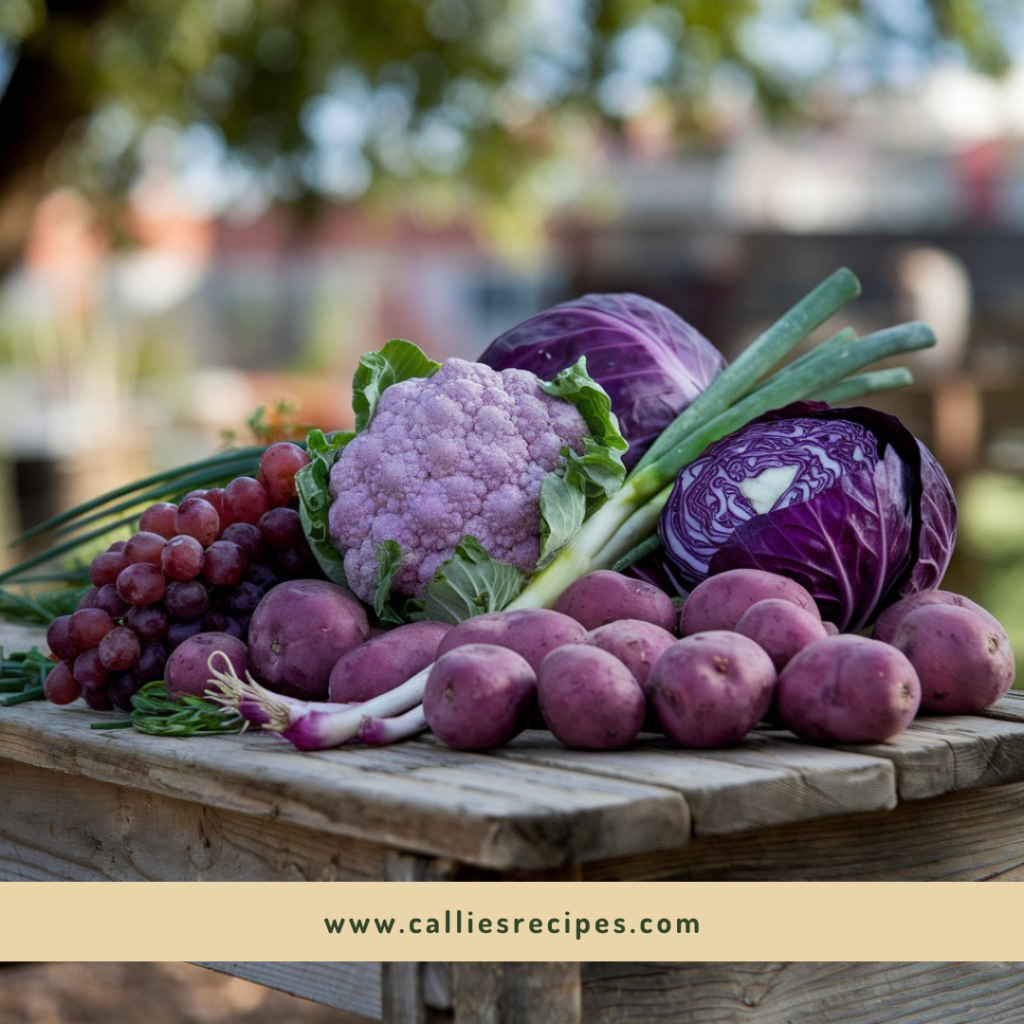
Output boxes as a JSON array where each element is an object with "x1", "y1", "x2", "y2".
[{"x1": 3, "y1": 881, "x2": 1024, "y2": 961}]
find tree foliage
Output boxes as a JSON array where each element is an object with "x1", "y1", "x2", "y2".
[{"x1": 0, "y1": 0, "x2": 1017, "y2": 257}]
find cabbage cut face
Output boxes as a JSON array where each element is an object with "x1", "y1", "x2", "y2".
[{"x1": 659, "y1": 402, "x2": 957, "y2": 631}]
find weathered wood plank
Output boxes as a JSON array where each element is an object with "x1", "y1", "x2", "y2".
[
  {"x1": 0, "y1": 758, "x2": 384, "y2": 881},
  {"x1": 0, "y1": 702, "x2": 688, "y2": 871},
  {"x1": 827, "y1": 711, "x2": 1024, "y2": 801},
  {"x1": 194, "y1": 962, "x2": 382, "y2": 1020},
  {"x1": 452, "y1": 963, "x2": 581, "y2": 1024},
  {"x1": 489, "y1": 730, "x2": 897, "y2": 836},
  {"x1": 584, "y1": 779, "x2": 1024, "y2": 881},
  {"x1": 580, "y1": 962, "x2": 1024, "y2": 1024}
]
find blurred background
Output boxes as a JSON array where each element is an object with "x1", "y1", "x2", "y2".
[
  {"x1": 0, "y1": 963, "x2": 363, "y2": 1023},
  {"x1": 0, "y1": 0, "x2": 1021, "y2": 656}
]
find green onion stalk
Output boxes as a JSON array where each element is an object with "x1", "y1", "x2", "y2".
[{"x1": 211, "y1": 267, "x2": 934, "y2": 750}]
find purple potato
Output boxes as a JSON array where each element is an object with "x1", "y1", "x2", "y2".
[
  {"x1": 734, "y1": 598, "x2": 829, "y2": 673},
  {"x1": 166, "y1": 632, "x2": 249, "y2": 701},
  {"x1": 679, "y1": 568, "x2": 819, "y2": 636},
  {"x1": 649, "y1": 631, "x2": 776, "y2": 748},
  {"x1": 537, "y1": 645, "x2": 646, "y2": 750},
  {"x1": 776, "y1": 635, "x2": 920, "y2": 743},
  {"x1": 553, "y1": 570, "x2": 677, "y2": 633},
  {"x1": 423, "y1": 643, "x2": 536, "y2": 750},
  {"x1": 872, "y1": 589, "x2": 1003, "y2": 645},
  {"x1": 248, "y1": 579, "x2": 369, "y2": 699},
  {"x1": 892, "y1": 604, "x2": 1015, "y2": 715},
  {"x1": 436, "y1": 608, "x2": 585, "y2": 674},
  {"x1": 328, "y1": 620, "x2": 453, "y2": 703},
  {"x1": 579, "y1": 619, "x2": 677, "y2": 691}
]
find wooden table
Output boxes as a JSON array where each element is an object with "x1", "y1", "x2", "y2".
[{"x1": 5, "y1": 619, "x2": 1024, "y2": 1021}]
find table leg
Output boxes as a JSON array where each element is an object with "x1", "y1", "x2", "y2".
[{"x1": 451, "y1": 963, "x2": 582, "y2": 1024}]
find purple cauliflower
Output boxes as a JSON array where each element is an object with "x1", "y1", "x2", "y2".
[{"x1": 327, "y1": 359, "x2": 590, "y2": 604}]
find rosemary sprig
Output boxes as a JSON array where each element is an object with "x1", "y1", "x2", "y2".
[{"x1": 90, "y1": 680, "x2": 247, "y2": 737}]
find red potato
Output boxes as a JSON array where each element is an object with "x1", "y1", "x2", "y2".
[
  {"x1": 679, "y1": 568, "x2": 819, "y2": 636},
  {"x1": 578, "y1": 619, "x2": 677, "y2": 691},
  {"x1": 537, "y1": 645, "x2": 646, "y2": 750},
  {"x1": 165, "y1": 632, "x2": 249, "y2": 700},
  {"x1": 648, "y1": 631, "x2": 776, "y2": 748},
  {"x1": 734, "y1": 598, "x2": 829, "y2": 673},
  {"x1": 892, "y1": 604, "x2": 1015, "y2": 715},
  {"x1": 248, "y1": 579, "x2": 370, "y2": 700},
  {"x1": 553, "y1": 570, "x2": 677, "y2": 633},
  {"x1": 872, "y1": 589, "x2": 1003, "y2": 645},
  {"x1": 775, "y1": 635, "x2": 920, "y2": 743},
  {"x1": 328, "y1": 620, "x2": 453, "y2": 703},
  {"x1": 423, "y1": 643, "x2": 536, "y2": 750},
  {"x1": 436, "y1": 608, "x2": 585, "y2": 674}
]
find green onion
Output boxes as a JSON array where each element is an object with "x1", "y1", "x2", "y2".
[{"x1": 0, "y1": 647, "x2": 55, "y2": 706}]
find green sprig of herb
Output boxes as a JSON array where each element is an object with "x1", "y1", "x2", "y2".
[{"x1": 90, "y1": 680, "x2": 246, "y2": 737}]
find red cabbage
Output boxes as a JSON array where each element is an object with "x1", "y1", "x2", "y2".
[
  {"x1": 478, "y1": 293, "x2": 726, "y2": 468},
  {"x1": 658, "y1": 402, "x2": 957, "y2": 631}
]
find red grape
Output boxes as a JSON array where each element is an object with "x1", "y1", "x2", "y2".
[
  {"x1": 258, "y1": 507, "x2": 304, "y2": 550},
  {"x1": 223, "y1": 476, "x2": 270, "y2": 525},
  {"x1": 164, "y1": 580, "x2": 210, "y2": 619},
  {"x1": 124, "y1": 530, "x2": 167, "y2": 566},
  {"x1": 80, "y1": 684, "x2": 114, "y2": 711},
  {"x1": 94, "y1": 583, "x2": 130, "y2": 619},
  {"x1": 202, "y1": 540, "x2": 247, "y2": 586},
  {"x1": 174, "y1": 497, "x2": 220, "y2": 546},
  {"x1": 125, "y1": 603, "x2": 168, "y2": 640},
  {"x1": 69, "y1": 608, "x2": 114, "y2": 649},
  {"x1": 166, "y1": 618, "x2": 204, "y2": 649},
  {"x1": 139, "y1": 502, "x2": 178, "y2": 539},
  {"x1": 89, "y1": 550, "x2": 130, "y2": 588},
  {"x1": 258, "y1": 442, "x2": 310, "y2": 507},
  {"x1": 220, "y1": 522, "x2": 262, "y2": 561},
  {"x1": 135, "y1": 641, "x2": 169, "y2": 683},
  {"x1": 98, "y1": 626, "x2": 142, "y2": 671},
  {"x1": 44, "y1": 661, "x2": 81, "y2": 705},
  {"x1": 116, "y1": 563, "x2": 167, "y2": 605},
  {"x1": 109, "y1": 672, "x2": 142, "y2": 712},
  {"x1": 162, "y1": 534, "x2": 205, "y2": 581},
  {"x1": 73, "y1": 647, "x2": 110, "y2": 688},
  {"x1": 46, "y1": 615, "x2": 80, "y2": 661}
]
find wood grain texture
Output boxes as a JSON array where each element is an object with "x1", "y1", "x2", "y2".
[
  {"x1": 0, "y1": 702, "x2": 688, "y2": 871},
  {"x1": 580, "y1": 962, "x2": 1024, "y2": 1024},
  {"x1": 491, "y1": 730, "x2": 897, "y2": 836},
  {"x1": 193, "y1": 962, "x2": 382, "y2": 1020},
  {"x1": 0, "y1": 758, "x2": 386, "y2": 881},
  {"x1": 584, "y1": 779, "x2": 1024, "y2": 881},
  {"x1": 452, "y1": 962, "x2": 581, "y2": 1024}
]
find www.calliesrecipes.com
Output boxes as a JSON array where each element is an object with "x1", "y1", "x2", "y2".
[{"x1": 324, "y1": 910, "x2": 699, "y2": 940}]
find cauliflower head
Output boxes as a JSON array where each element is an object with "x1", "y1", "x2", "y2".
[{"x1": 328, "y1": 358, "x2": 590, "y2": 603}]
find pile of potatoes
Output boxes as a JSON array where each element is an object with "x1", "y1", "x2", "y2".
[
  {"x1": 420, "y1": 568, "x2": 1016, "y2": 751},
  {"x1": 164, "y1": 567, "x2": 1016, "y2": 752}
]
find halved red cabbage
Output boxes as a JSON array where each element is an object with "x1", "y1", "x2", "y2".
[
  {"x1": 478, "y1": 293, "x2": 726, "y2": 468},
  {"x1": 658, "y1": 402, "x2": 957, "y2": 631}
]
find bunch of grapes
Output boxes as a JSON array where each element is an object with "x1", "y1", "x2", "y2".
[{"x1": 43, "y1": 442, "x2": 319, "y2": 712}]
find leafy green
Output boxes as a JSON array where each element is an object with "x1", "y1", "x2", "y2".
[
  {"x1": 295, "y1": 428, "x2": 355, "y2": 587},
  {"x1": 536, "y1": 357, "x2": 628, "y2": 569},
  {"x1": 423, "y1": 537, "x2": 527, "y2": 625},
  {"x1": 351, "y1": 338, "x2": 441, "y2": 433}
]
